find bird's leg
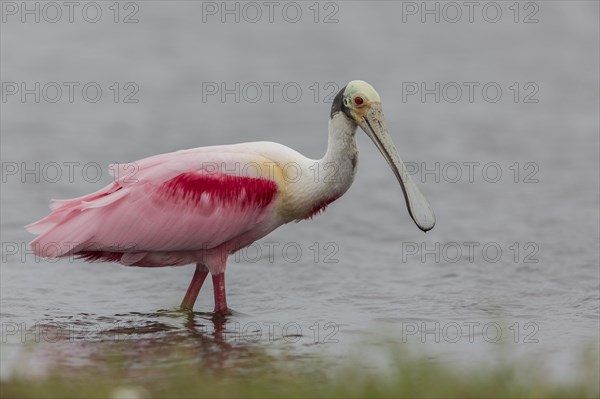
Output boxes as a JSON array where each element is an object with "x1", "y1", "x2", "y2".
[
  {"x1": 212, "y1": 273, "x2": 230, "y2": 315},
  {"x1": 180, "y1": 263, "x2": 209, "y2": 311}
]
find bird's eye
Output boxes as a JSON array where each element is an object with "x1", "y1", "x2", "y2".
[{"x1": 354, "y1": 96, "x2": 364, "y2": 106}]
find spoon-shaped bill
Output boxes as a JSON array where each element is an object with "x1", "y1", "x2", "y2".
[{"x1": 359, "y1": 104, "x2": 436, "y2": 232}]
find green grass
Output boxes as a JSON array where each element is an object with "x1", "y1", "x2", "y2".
[{"x1": 2, "y1": 343, "x2": 598, "y2": 399}]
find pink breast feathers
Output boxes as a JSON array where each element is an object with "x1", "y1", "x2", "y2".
[{"x1": 304, "y1": 194, "x2": 341, "y2": 220}]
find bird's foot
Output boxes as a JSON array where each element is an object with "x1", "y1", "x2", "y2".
[
  {"x1": 212, "y1": 306, "x2": 233, "y2": 319},
  {"x1": 179, "y1": 304, "x2": 195, "y2": 313}
]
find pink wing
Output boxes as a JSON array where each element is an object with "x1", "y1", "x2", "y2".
[{"x1": 26, "y1": 147, "x2": 280, "y2": 265}]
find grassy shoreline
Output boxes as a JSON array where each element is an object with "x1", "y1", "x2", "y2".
[{"x1": 2, "y1": 344, "x2": 598, "y2": 399}]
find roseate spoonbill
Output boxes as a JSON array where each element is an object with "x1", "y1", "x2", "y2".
[{"x1": 26, "y1": 80, "x2": 435, "y2": 315}]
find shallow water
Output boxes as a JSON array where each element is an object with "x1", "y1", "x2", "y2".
[{"x1": 1, "y1": 1, "x2": 599, "y2": 381}]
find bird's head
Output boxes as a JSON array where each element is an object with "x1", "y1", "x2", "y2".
[
  {"x1": 331, "y1": 80, "x2": 436, "y2": 232},
  {"x1": 332, "y1": 80, "x2": 382, "y2": 123}
]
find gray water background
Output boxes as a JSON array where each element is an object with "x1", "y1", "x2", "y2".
[{"x1": 1, "y1": 1, "x2": 598, "y2": 380}]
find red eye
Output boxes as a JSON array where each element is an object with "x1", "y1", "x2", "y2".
[{"x1": 354, "y1": 97, "x2": 364, "y2": 105}]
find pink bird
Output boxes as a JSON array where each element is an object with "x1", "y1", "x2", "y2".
[{"x1": 26, "y1": 81, "x2": 435, "y2": 315}]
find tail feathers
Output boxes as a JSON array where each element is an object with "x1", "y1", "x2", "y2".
[
  {"x1": 25, "y1": 206, "x2": 76, "y2": 235},
  {"x1": 26, "y1": 183, "x2": 127, "y2": 258},
  {"x1": 48, "y1": 183, "x2": 121, "y2": 211},
  {"x1": 29, "y1": 212, "x2": 96, "y2": 258}
]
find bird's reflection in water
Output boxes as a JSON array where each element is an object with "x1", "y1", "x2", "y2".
[
  {"x1": 180, "y1": 311, "x2": 234, "y2": 369},
  {"x1": 22, "y1": 309, "x2": 283, "y2": 376}
]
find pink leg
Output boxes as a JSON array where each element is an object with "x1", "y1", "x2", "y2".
[
  {"x1": 212, "y1": 273, "x2": 230, "y2": 315},
  {"x1": 180, "y1": 264, "x2": 209, "y2": 311}
]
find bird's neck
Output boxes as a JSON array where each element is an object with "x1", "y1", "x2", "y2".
[
  {"x1": 321, "y1": 113, "x2": 359, "y2": 167},
  {"x1": 311, "y1": 114, "x2": 359, "y2": 207},
  {"x1": 282, "y1": 114, "x2": 359, "y2": 221}
]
